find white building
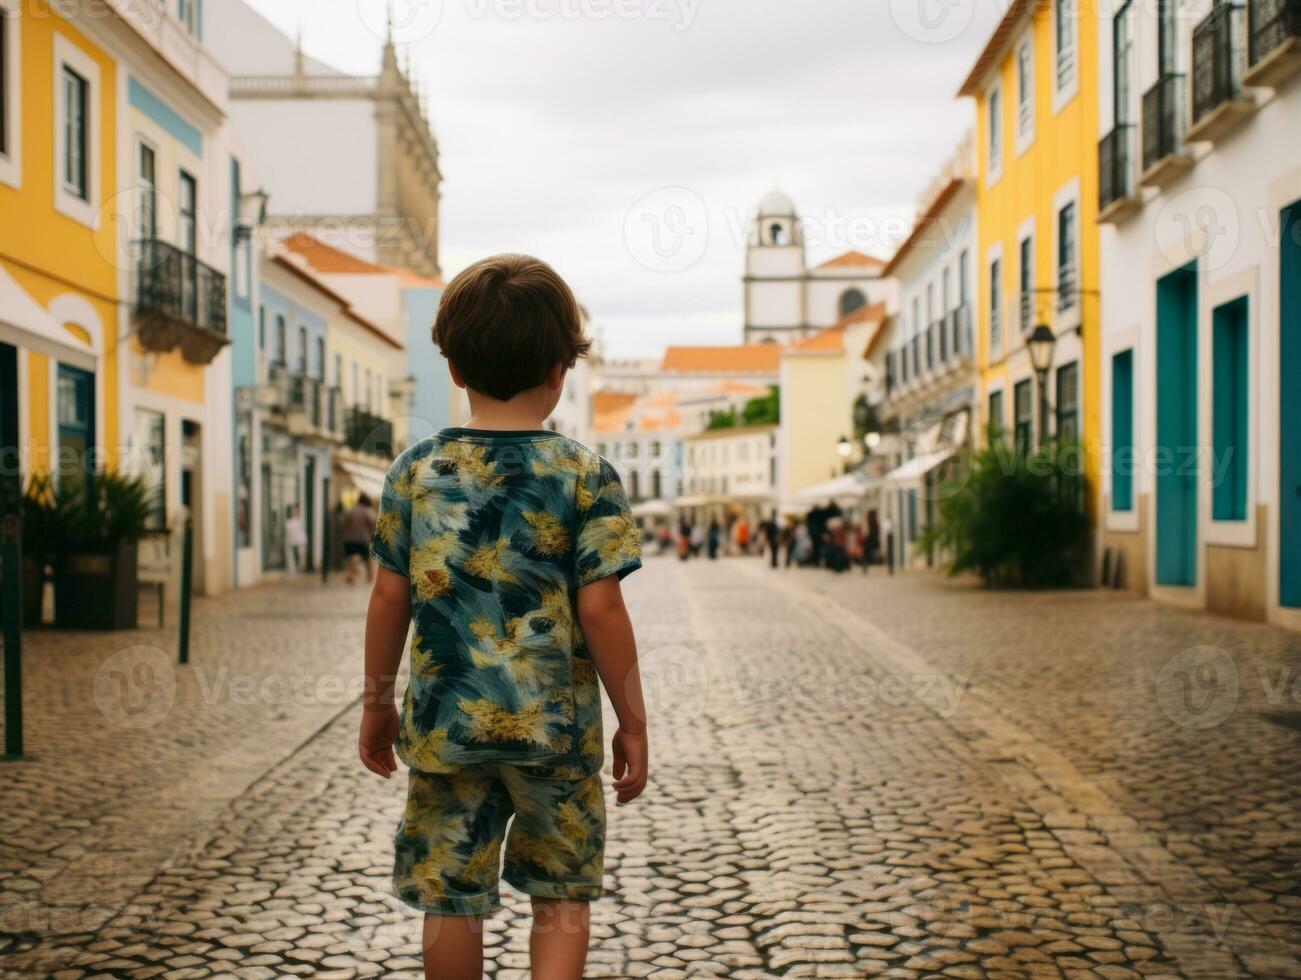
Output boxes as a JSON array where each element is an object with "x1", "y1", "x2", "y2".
[
  {"x1": 877, "y1": 137, "x2": 980, "y2": 569},
  {"x1": 1095, "y1": 0, "x2": 1301, "y2": 628},
  {"x1": 208, "y1": 2, "x2": 443, "y2": 278},
  {"x1": 743, "y1": 190, "x2": 896, "y2": 344},
  {"x1": 682, "y1": 424, "x2": 780, "y2": 525}
]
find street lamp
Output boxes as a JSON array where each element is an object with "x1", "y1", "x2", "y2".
[
  {"x1": 836, "y1": 434, "x2": 852, "y2": 475},
  {"x1": 1027, "y1": 323, "x2": 1057, "y2": 449},
  {"x1": 863, "y1": 431, "x2": 881, "y2": 452},
  {"x1": 235, "y1": 188, "x2": 270, "y2": 244}
]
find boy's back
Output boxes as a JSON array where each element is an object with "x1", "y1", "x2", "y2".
[{"x1": 370, "y1": 428, "x2": 641, "y2": 779}]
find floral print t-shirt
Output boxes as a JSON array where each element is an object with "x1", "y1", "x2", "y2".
[{"x1": 371, "y1": 429, "x2": 642, "y2": 778}]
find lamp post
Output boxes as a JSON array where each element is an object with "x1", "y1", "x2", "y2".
[
  {"x1": 235, "y1": 188, "x2": 271, "y2": 244},
  {"x1": 1027, "y1": 323, "x2": 1057, "y2": 450},
  {"x1": 836, "y1": 434, "x2": 852, "y2": 474}
]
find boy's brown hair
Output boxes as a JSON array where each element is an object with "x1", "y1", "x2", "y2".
[{"x1": 432, "y1": 254, "x2": 591, "y2": 401}]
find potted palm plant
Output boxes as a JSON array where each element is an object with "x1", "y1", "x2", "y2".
[{"x1": 53, "y1": 470, "x2": 152, "y2": 630}]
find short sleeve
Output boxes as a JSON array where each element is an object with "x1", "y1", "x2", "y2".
[
  {"x1": 574, "y1": 457, "x2": 642, "y2": 588},
  {"x1": 370, "y1": 459, "x2": 412, "y2": 577}
]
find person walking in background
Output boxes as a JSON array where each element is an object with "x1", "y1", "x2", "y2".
[
  {"x1": 343, "y1": 493, "x2": 378, "y2": 585},
  {"x1": 864, "y1": 510, "x2": 881, "y2": 575},
  {"x1": 782, "y1": 518, "x2": 797, "y2": 568},
  {"x1": 689, "y1": 522, "x2": 705, "y2": 558},
  {"x1": 285, "y1": 504, "x2": 307, "y2": 574},
  {"x1": 734, "y1": 516, "x2": 750, "y2": 556},
  {"x1": 881, "y1": 513, "x2": 895, "y2": 575},
  {"x1": 762, "y1": 510, "x2": 781, "y2": 569},
  {"x1": 707, "y1": 516, "x2": 722, "y2": 560},
  {"x1": 677, "y1": 518, "x2": 692, "y2": 561}
]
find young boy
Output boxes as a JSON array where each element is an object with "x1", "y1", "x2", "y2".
[{"x1": 358, "y1": 254, "x2": 648, "y2": 980}]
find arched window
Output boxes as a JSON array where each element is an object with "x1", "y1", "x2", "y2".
[
  {"x1": 768, "y1": 222, "x2": 787, "y2": 246},
  {"x1": 839, "y1": 288, "x2": 867, "y2": 317}
]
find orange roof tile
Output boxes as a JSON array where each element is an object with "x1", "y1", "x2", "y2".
[
  {"x1": 661, "y1": 345, "x2": 783, "y2": 374},
  {"x1": 387, "y1": 266, "x2": 445, "y2": 288},
  {"x1": 814, "y1": 250, "x2": 887, "y2": 272},
  {"x1": 790, "y1": 325, "x2": 847, "y2": 353},
  {"x1": 281, "y1": 233, "x2": 390, "y2": 274},
  {"x1": 593, "y1": 391, "x2": 638, "y2": 415},
  {"x1": 269, "y1": 255, "x2": 404, "y2": 350}
]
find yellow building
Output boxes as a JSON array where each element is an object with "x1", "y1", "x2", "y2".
[
  {"x1": 959, "y1": 0, "x2": 1101, "y2": 526},
  {"x1": 1, "y1": 1, "x2": 239, "y2": 596},
  {"x1": 0, "y1": 0, "x2": 120, "y2": 484}
]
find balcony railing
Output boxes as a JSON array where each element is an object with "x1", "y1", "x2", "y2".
[
  {"x1": 1141, "y1": 72, "x2": 1187, "y2": 174},
  {"x1": 1192, "y1": 3, "x2": 1248, "y2": 126},
  {"x1": 344, "y1": 406, "x2": 394, "y2": 459},
  {"x1": 1247, "y1": 0, "x2": 1301, "y2": 69},
  {"x1": 134, "y1": 239, "x2": 228, "y2": 364},
  {"x1": 1098, "y1": 125, "x2": 1136, "y2": 214}
]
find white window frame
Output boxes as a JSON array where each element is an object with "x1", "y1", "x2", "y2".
[
  {"x1": 53, "y1": 32, "x2": 101, "y2": 230},
  {"x1": 986, "y1": 81, "x2": 1003, "y2": 186},
  {"x1": 986, "y1": 241, "x2": 1005, "y2": 364},
  {"x1": 0, "y1": 0, "x2": 22, "y2": 190},
  {"x1": 1053, "y1": 0, "x2": 1079, "y2": 114},
  {"x1": 1016, "y1": 215, "x2": 1036, "y2": 339},
  {"x1": 1052, "y1": 178, "x2": 1082, "y2": 332},
  {"x1": 1015, "y1": 36, "x2": 1035, "y2": 155}
]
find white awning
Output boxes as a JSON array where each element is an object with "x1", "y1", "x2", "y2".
[
  {"x1": 883, "y1": 449, "x2": 954, "y2": 487},
  {"x1": 631, "y1": 499, "x2": 674, "y2": 518},
  {"x1": 795, "y1": 473, "x2": 870, "y2": 503},
  {"x1": 337, "y1": 459, "x2": 387, "y2": 499}
]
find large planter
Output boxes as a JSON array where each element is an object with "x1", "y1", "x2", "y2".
[{"x1": 54, "y1": 541, "x2": 139, "y2": 630}]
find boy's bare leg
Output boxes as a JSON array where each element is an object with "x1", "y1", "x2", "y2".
[
  {"x1": 530, "y1": 898, "x2": 590, "y2": 980},
  {"x1": 422, "y1": 914, "x2": 484, "y2": 980}
]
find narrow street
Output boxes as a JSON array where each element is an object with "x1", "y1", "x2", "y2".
[{"x1": 1, "y1": 557, "x2": 1298, "y2": 979}]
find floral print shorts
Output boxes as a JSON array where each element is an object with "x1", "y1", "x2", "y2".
[{"x1": 393, "y1": 763, "x2": 606, "y2": 916}]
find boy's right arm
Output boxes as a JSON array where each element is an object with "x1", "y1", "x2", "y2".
[
  {"x1": 359, "y1": 567, "x2": 411, "y2": 779},
  {"x1": 577, "y1": 575, "x2": 648, "y2": 805}
]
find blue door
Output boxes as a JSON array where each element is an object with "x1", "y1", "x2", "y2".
[
  {"x1": 1281, "y1": 202, "x2": 1301, "y2": 607},
  {"x1": 1155, "y1": 262, "x2": 1198, "y2": 587}
]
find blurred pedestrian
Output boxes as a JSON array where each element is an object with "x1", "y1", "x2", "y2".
[
  {"x1": 734, "y1": 517, "x2": 750, "y2": 556},
  {"x1": 707, "y1": 517, "x2": 722, "y2": 560},
  {"x1": 285, "y1": 504, "x2": 307, "y2": 574},
  {"x1": 864, "y1": 510, "x2": 881, "y2": 574},
  {"x1": 677, "y1": 519, "x2": 692, "y2": 561},
  {"x1": 343, "y1": 493, "x2": 378, "y2": 584},
  {"x1": 690, "y1": 522, "x2": 705, "y2": 558},
  {"x1": 762, "y1": 510, "x2": 781, "y2": 568}
]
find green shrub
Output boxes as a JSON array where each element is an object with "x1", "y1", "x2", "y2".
[{"x1": 919, "y1": 440, "x2": 1089, "y2": 588}]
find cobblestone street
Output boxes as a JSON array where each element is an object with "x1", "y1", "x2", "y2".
[{"x1": 1, "y1": 557, "x2": 1298, "y2": 979}]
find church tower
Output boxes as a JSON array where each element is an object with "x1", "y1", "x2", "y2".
[{"x1": 743, "y1": 190, "x2": 807, "y2": 344}]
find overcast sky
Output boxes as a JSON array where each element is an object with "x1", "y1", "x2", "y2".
[{"x1": 245, "y1": 0, "x2": 1004, "y2": 358}]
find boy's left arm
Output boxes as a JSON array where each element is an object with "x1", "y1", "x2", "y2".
[{"x1": 359, "y1": 567, "x2": 411, "y2": 779}]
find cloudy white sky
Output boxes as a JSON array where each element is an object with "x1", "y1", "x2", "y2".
[{"x1": 245, "y1": 0, "x2": 1005, "y2": 358}]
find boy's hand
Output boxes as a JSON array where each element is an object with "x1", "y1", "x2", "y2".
[
  {"x1": 611, "y1": 727, "x2": 648, "y2": 805},
  {"x1": 359, "y1": 704, "x2": 400, "y2": 778}
]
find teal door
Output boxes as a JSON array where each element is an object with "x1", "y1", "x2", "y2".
[
  {"x1": 1281, "y1": 202, "x2": 1301, "y2": 607},
  {"x1": 1155, "y1": 262, "x2": 1198, "y2": 586}
]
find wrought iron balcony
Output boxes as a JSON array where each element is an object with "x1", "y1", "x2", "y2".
[
  {"x1": 1098, "y1": 125, "x2": 1140, "y2": 222},
  {"x1": 1245, "y1": 0, "x2": 1301, "y2": 85},
  {"x1": 344, "y1": 406, "x2": 394, "y2": 460},
  {"x1": 133, "y1": 239, "x2": 229, "y2": 364},
  {"x1": 1141, "y1": 73, "x2": 1192, "y2": 187},
  {"x1": 1189, "y1": 2, "x2": 1255, "y2": 141},
  {"x1": 287, "y1": 376, "x2": 344, "y2": 441}
]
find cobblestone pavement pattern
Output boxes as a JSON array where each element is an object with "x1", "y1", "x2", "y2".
[{"x1": 1, "y1": 557, "x2": 1298, "y2": 978}]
